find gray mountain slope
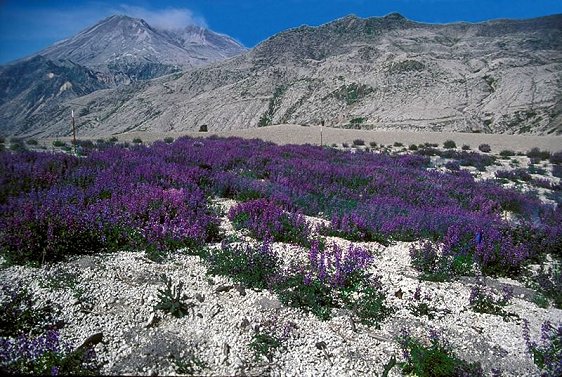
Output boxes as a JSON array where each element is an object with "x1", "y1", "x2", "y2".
[
  {"x1": 8, "y1": 13, "x2": 562, "y2": 137},
  {"x1": 0, "y1": 15, "x2": 247, "y2": 136},
  {"x1": 37, "y1": 15, "x2": 247, "y2": 82}
]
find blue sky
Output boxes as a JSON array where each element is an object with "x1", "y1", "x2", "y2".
[{"x1": 1, "y1": 0, "x2": 561, "y2": 64}]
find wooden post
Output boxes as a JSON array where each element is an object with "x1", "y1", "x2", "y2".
[
  {"x1": 320, "y1": 120, "x2": 324, "y2": 147},
  {"x1": 71, "y1": 109, "x2": 77, "y2": 155}
]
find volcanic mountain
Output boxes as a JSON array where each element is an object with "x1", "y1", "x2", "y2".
[
  {"x1": 0, "y1": 15, "x2": 246, "y2": 135},
  {"x1": 3, "y1": 13, "x2": 562, "y2": 137}
]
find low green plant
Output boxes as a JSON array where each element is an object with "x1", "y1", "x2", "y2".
[
  {"x1": 409, "y1": 286, "x2": 437, "y2": 320},
  {"x1": 132, "y1": 138, "x2": 143, "y2": 144},
  {"x1": 353, "y1": 139, "x2": 365, "y2": 146},
  {"x1": 154, "y1": 275, "x2": 194, "y2": 318},
  {"x1": 52, "y1": 140, "x2": 66, "y2": 147},
  {"x1": 0, "y1": 330, "x2": 99, "y2": 375},
  {"x1": 478, "y1": 143, "x2": 491, "y2": 153},
  {"x1": 462, "y1": 144, "x2": 471, "y2": 150},
  {"x1": 443, "y1": 140, "x2": 457, "y2": 149},
  {"x1": 399, "y1": 332, "x2": 484, "y2": 377},
  {"x1": 523, "y1": 320, "x2": 561, "y2": 377},
  {"x1": 500, "y1": 149, "x2": 515, "y2": 158},
  {"x1": 468, "y1": 285, "x2": 515, "y2": 320},
  {"x1": 0, "y1": 285, "x2": 57, "y2": 337},
  {"x1": 164, "y1": 137, "x2": 174, "y2": 144},
  {"x1": 172, "y1": 354, "x2": 207, "y2": 375},
  {"x1": 393, "y1": 142, "x2": 403, "y2": 147},
  {"x1": 275, "y1": 274, "x2": 335, "y2": 320},
  {"x1": 409, "y1": 242, "x2": 474, "y2": 282},
  {"x1": 249, "y1": 331, "x2": 282, "y2": 362},
  {"x1": 204, "y1": 241, "x2": 278, "y2": 290},
  {"x1": 26, "y1": 139, "x2": 38, "y2": 145},
  {"x1": 409, "y1": 144, "x2": 418, "y2": 151},
  {"x1": 369, "y1": 141, "x2": 377, "y2": 148}
]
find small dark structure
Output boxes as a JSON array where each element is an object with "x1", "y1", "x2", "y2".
[{"x1": 199, "y1": 124, "x2": 208, "y2": 132}]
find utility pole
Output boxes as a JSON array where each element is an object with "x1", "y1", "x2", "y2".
[
  {"x1": 320, "y1": 120, "x2": 324, "y2": 147},
  {"x1": 71, "y1": 109, "x2": 77, "y2": 155}
]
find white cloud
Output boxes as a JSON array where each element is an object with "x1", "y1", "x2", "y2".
[{"x1": 117, "y1": 5, "x2": 207, "y2": 30}]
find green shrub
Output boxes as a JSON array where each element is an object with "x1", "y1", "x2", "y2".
[
  {"x1": 52, "y1": 140, "x2": 66, "y2": 147},
  {"x1": 132, "y1": 138, "x2": 143, "y2": 144},
  {"x1": 249, "y1": 331, "x2": 282, "y2": 362},
  {"x1": 369, "y1": 141, "x2": 377, "y2": 148},
  {"x1": 26, "y1": 139, "x2": 38, "y2": 146},
  {"x1": 399, "y1": 333, "x2": 484, "y2": 377},
  {"x1": 353, "y1": 139, "x2": 365, "y2": 146},
  {"x1": 527, "y1": 147, "x2": 551, "y2": 161},
  {"x1": 443, "y1": 140, "x2": 456, "y2": 149},
  {"x1": 164, "y1": 137, "x2": 174, "y2": 144},
  {"x1": 478, "y1": 144, "x2": 491, "y2": 153},
  {"x1": 462, "y1": 144, "x2": 471, "y2": 150},
  {"x1": 409, "y1": 144, "x2": 418, "y2": 151},
  {"x1": 393, "y1": 142, "x2": 404, "y2": 147},
  {"x1": 499, "y1": 150, "x2": 515, "y2": 158}
]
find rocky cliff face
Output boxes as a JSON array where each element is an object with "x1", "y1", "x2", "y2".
[{"x1": 4, "y1": 13, "x2": 562, "y2": 137}]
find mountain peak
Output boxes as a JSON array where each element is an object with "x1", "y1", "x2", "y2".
[{"x1": 383, "y1": 12, "x2": 407, "y2": 21}]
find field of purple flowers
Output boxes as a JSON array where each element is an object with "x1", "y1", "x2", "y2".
[
  {"x1": 1, "y1": 136, "x2": 561, "y2": 375},
  {"x1": 1, "y1": 136, "x2": 560, "y2": 272}
]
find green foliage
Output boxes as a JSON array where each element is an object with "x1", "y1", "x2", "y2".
[
  {"x1": 172, "y1": 354, "x2": 207, "y2": 375},
  {"x1": 399, "y1": 333, "x2": 484, "y2": 377},
  {"x1": 132, "y1": 138, "x2": 143, "y2": 144},
  {"x1": 204, "y1": 242, "x2": 278, "y2": 290},
  {"x1": 393, "y1": 142, "x2": 404, "y2": 147},
  {"x1": 469, "y1": 285, "x2": 515, "y2": 320},
  {"x1": 462, "y1": 144, "x2": 471, "y2": 150},
  {"x1": 527, "y1": 147, "x2": 551, "y2": 161},
  {"x1": 369, "y1": 141, "x2": 377, "y2": 148},
  {"x1": 478, "y1": 144, "x2": 491, "y2": 153},
  {"x1": 249, "y1": 332, "x2": 282, "y2": 362},
  {"x1": 353, "y1": 139, "x2": 365, "y2": 146},
  {"x1": 443, "y1": 140, "x2": 457, "y2": 149},
  {"x1": 52, "y1": 140, "x2": 66, "y2": 147},
  {"x1": 499, "y1": 150, "x2": 515, "y2": 158},
  {"x1": 258, "y1": 86, "x2": 285, "y2": 127},
  {"x1": 526, "y1": 262, "x2": 562, "y2": 309},
  {"x1": 154, "y1": 275, "x2": 193, "y2": 318},
  {"x1": 26, "y1": 139, "x2": 38, "y2": 145},
  {"x1": 409, "y1": 144, "x2": 418, "y2": 151},
  {"x1": 164, "y1": 137, "x2": 174, "y2": 144},
  {"x1": 0, "y1": 285, "x2": 56, "y2": 337},
  {"x1": 275, "y1": 274, "x2": 335, "y2": 320},
  {"x1": 410, "y1": 242, "x2": 474, "y2": 282},
  {"x1": 331, "y1": 83, "x2": 374, "y2": 105}
]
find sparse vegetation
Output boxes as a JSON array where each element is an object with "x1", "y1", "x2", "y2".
[
  {"x1": 478, "y1": 144, "x2": 491, "y2": 153},
  {"x1": 52, "y1": 140, "x2": 66, "y2": 147},
  {"x1": 399, "y1": 332, "x2": 484, "y2": 377},
  {"x1": 443, "y1": 140, "x2": 456, "y2": 149},
  {"x1": 154, "y1": 275, "x2": 194, "y2": 318},
  {"x1": 353, "y1": 139, "x2": 365, "y2": 146},
  {"x1": 500, "y1": 149, "x2": 515, "y2": 158},
  {"x1": 132, "y1": 138, "x2": 143, "y2": 144}
]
